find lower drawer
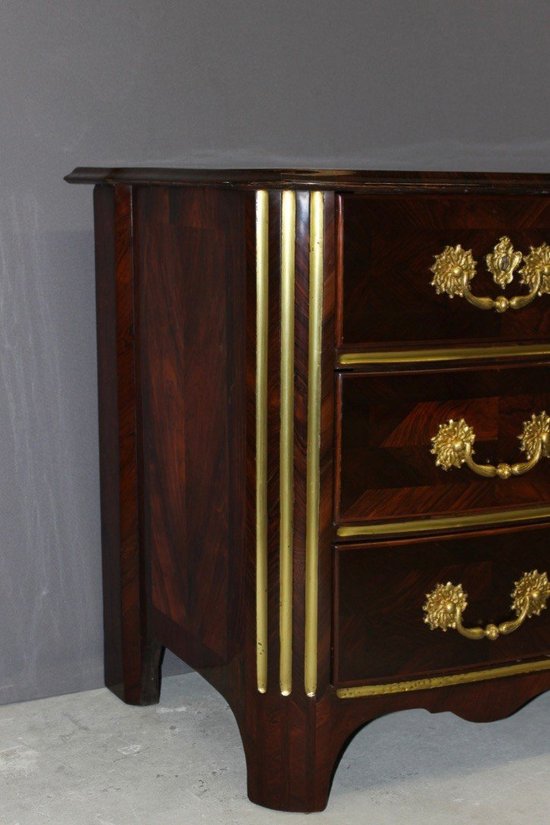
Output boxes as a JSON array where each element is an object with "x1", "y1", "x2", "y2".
[{"x1": 333, "y1": 525, "x2": 550, "y2": 688}]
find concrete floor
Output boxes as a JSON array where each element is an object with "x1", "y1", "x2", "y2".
[{"x1": 1, "y1": 673, "x2": 549, "y2": 825}]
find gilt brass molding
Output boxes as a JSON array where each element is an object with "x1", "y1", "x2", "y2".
[
  {"x1": 304, "y1": 191, "x2": 324, "y2": 699},
  {"x1": 255, "y1": 191, "x2": 269, "y2": 694},
  {"x1": 258, "y1": 190, "x2": 325, "y2": 697},
  {"x1": 279, "y1": 190, "x2": 296, "y2": 697},
  {"x1": 336, "y1": 658, "x2": 550, "y2": 699},
  {"x1": 430, "y1": 237, "x2": 550, "y2": 313},
  {"x1": 423, "y1": 571, "x2": 550, "y2": 641},
  {"x1": 338, "y1": 343, "x2": 550, "y2": 367},
  {"x1": 431, "y1": 412, "x2": 550, "y2": 480},
  {"x1": 336, "y1": 506, "x2": 550, "y2": 539}
]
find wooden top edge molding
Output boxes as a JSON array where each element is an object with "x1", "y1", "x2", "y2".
[{"x1": 65, "y1": 167, "x2": 550, "y2": 193}]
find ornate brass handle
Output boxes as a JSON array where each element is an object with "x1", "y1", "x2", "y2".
[
  {"x1": 423, "y1": 571, "x2": 550, "y2": 641},
  {"x1": 431, "y1": 412, "x2": 550, "y2": 479},
  {"x1": 430, "y1": 236, "x2": 550, "y2": 312}
]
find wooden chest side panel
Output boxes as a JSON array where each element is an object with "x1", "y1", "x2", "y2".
[{"x1": 135, "y1": 186, "x2": 249, "y2": 667}]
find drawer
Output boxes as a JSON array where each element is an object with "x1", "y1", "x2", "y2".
[
  {"x1": 338, "y1": 194, "x2": 550, "y2": 352},
  {"x1": 333, "y1": 526, "x2": 550, "y2": 688},
  {"x1": 337, "y1": 365, "x2": 550, "y2": 524}
]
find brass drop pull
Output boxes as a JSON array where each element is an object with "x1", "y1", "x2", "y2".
[
  {"x1": 431, "y1": 412, "x2": 550, "y2": 479},
  {"x1": 430, "y1": 236, "x2": 550, "y2": 312},
  {"x1": 423, "y1": 571, "x2": 550, "y2": 641}
]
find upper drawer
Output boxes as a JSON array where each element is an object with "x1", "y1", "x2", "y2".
[{"x1": 338, "y1": 194, "x2": 550, "y2": 351}]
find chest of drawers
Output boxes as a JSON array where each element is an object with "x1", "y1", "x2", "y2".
[{"x1": 66, "y1": 168, "x2": 550, "y2": 812}]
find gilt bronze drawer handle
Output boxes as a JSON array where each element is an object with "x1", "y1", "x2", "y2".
[
  {"x1": 423, "y1": 570, "x2": 550, "y2": 640},
  {"x1": 430, "y1": 411, "x2": 550, "y2": 479},
  {"x1": 430, "y1": 236, "x2": 550, "y2": 312}
]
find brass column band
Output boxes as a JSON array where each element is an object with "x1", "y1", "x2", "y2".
[
  {"x1": 255, "y1": 191, "x2": 269, "y2": 694},
  {"x1": 255, "y1": 190, "x2": 324, "y2": 697},
  {"x1": 304, "y1": 191, "x2": 324, "y2": 698},
  {"x1": 279, "y1": 191, "x2": 296, "y2": 697}
]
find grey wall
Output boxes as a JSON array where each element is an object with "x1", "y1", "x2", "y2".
[{"x1": 1, "y1": 0, "x2": 549, "y2": 705}]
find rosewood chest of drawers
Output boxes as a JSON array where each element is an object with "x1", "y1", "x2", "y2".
[{"x1": 66, "y1": 168, "x2": 550, "y2": 812}]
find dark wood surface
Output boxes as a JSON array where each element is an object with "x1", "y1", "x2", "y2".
[
  {"x1": 85, "y1": 171, "x2": 550, "y2": 813},
  {"x1": 337, "y1": 364, "x2": 550, "y2": 522},
  {"x1": 94, "y1": 184, "x2": 162, "y2": 705},
  {"x1": 339, "y1": 193, "x2": 550, "y2": 349},
  {"x1": 135, "y1": 186, "x2": 248, "y2": 670}
]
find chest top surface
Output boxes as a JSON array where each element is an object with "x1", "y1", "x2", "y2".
[{"x1": 66, "y1": 166, "x2": 550, "y2": 193}]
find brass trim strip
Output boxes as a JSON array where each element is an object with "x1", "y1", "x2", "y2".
[
  {"x1": 338, "y1": 343, "x2": 550, "y2": 367},
  {"x1": 336, "y1": 658, "x2": 550, "y2": 698},
  {"x1": 279, "y1": 191, "x2": 296, "y2": 696},
  {"x1": 304, "y1": 192, "x2": 324, "y2": 698},
  {"x1": 337, "y1": 506, "x2": 550, "y2": 539},
  {"x1": 255, "y1": 191, "x2": 269, "y2": 694}
]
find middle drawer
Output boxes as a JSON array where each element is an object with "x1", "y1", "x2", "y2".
[{"x1": 336, "y1": 364, "x2": 550, "y2": 525}]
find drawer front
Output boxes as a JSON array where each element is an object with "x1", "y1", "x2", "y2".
[
  {"x1": 337, "y1": 365, "x2": 550, "y2": 524},
  {"x1": 339, "y1": 194, "x2": 550, "y2": 351},
  {"x1": 333, "y1": 526, "x2": 550, "y2": 688}
]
